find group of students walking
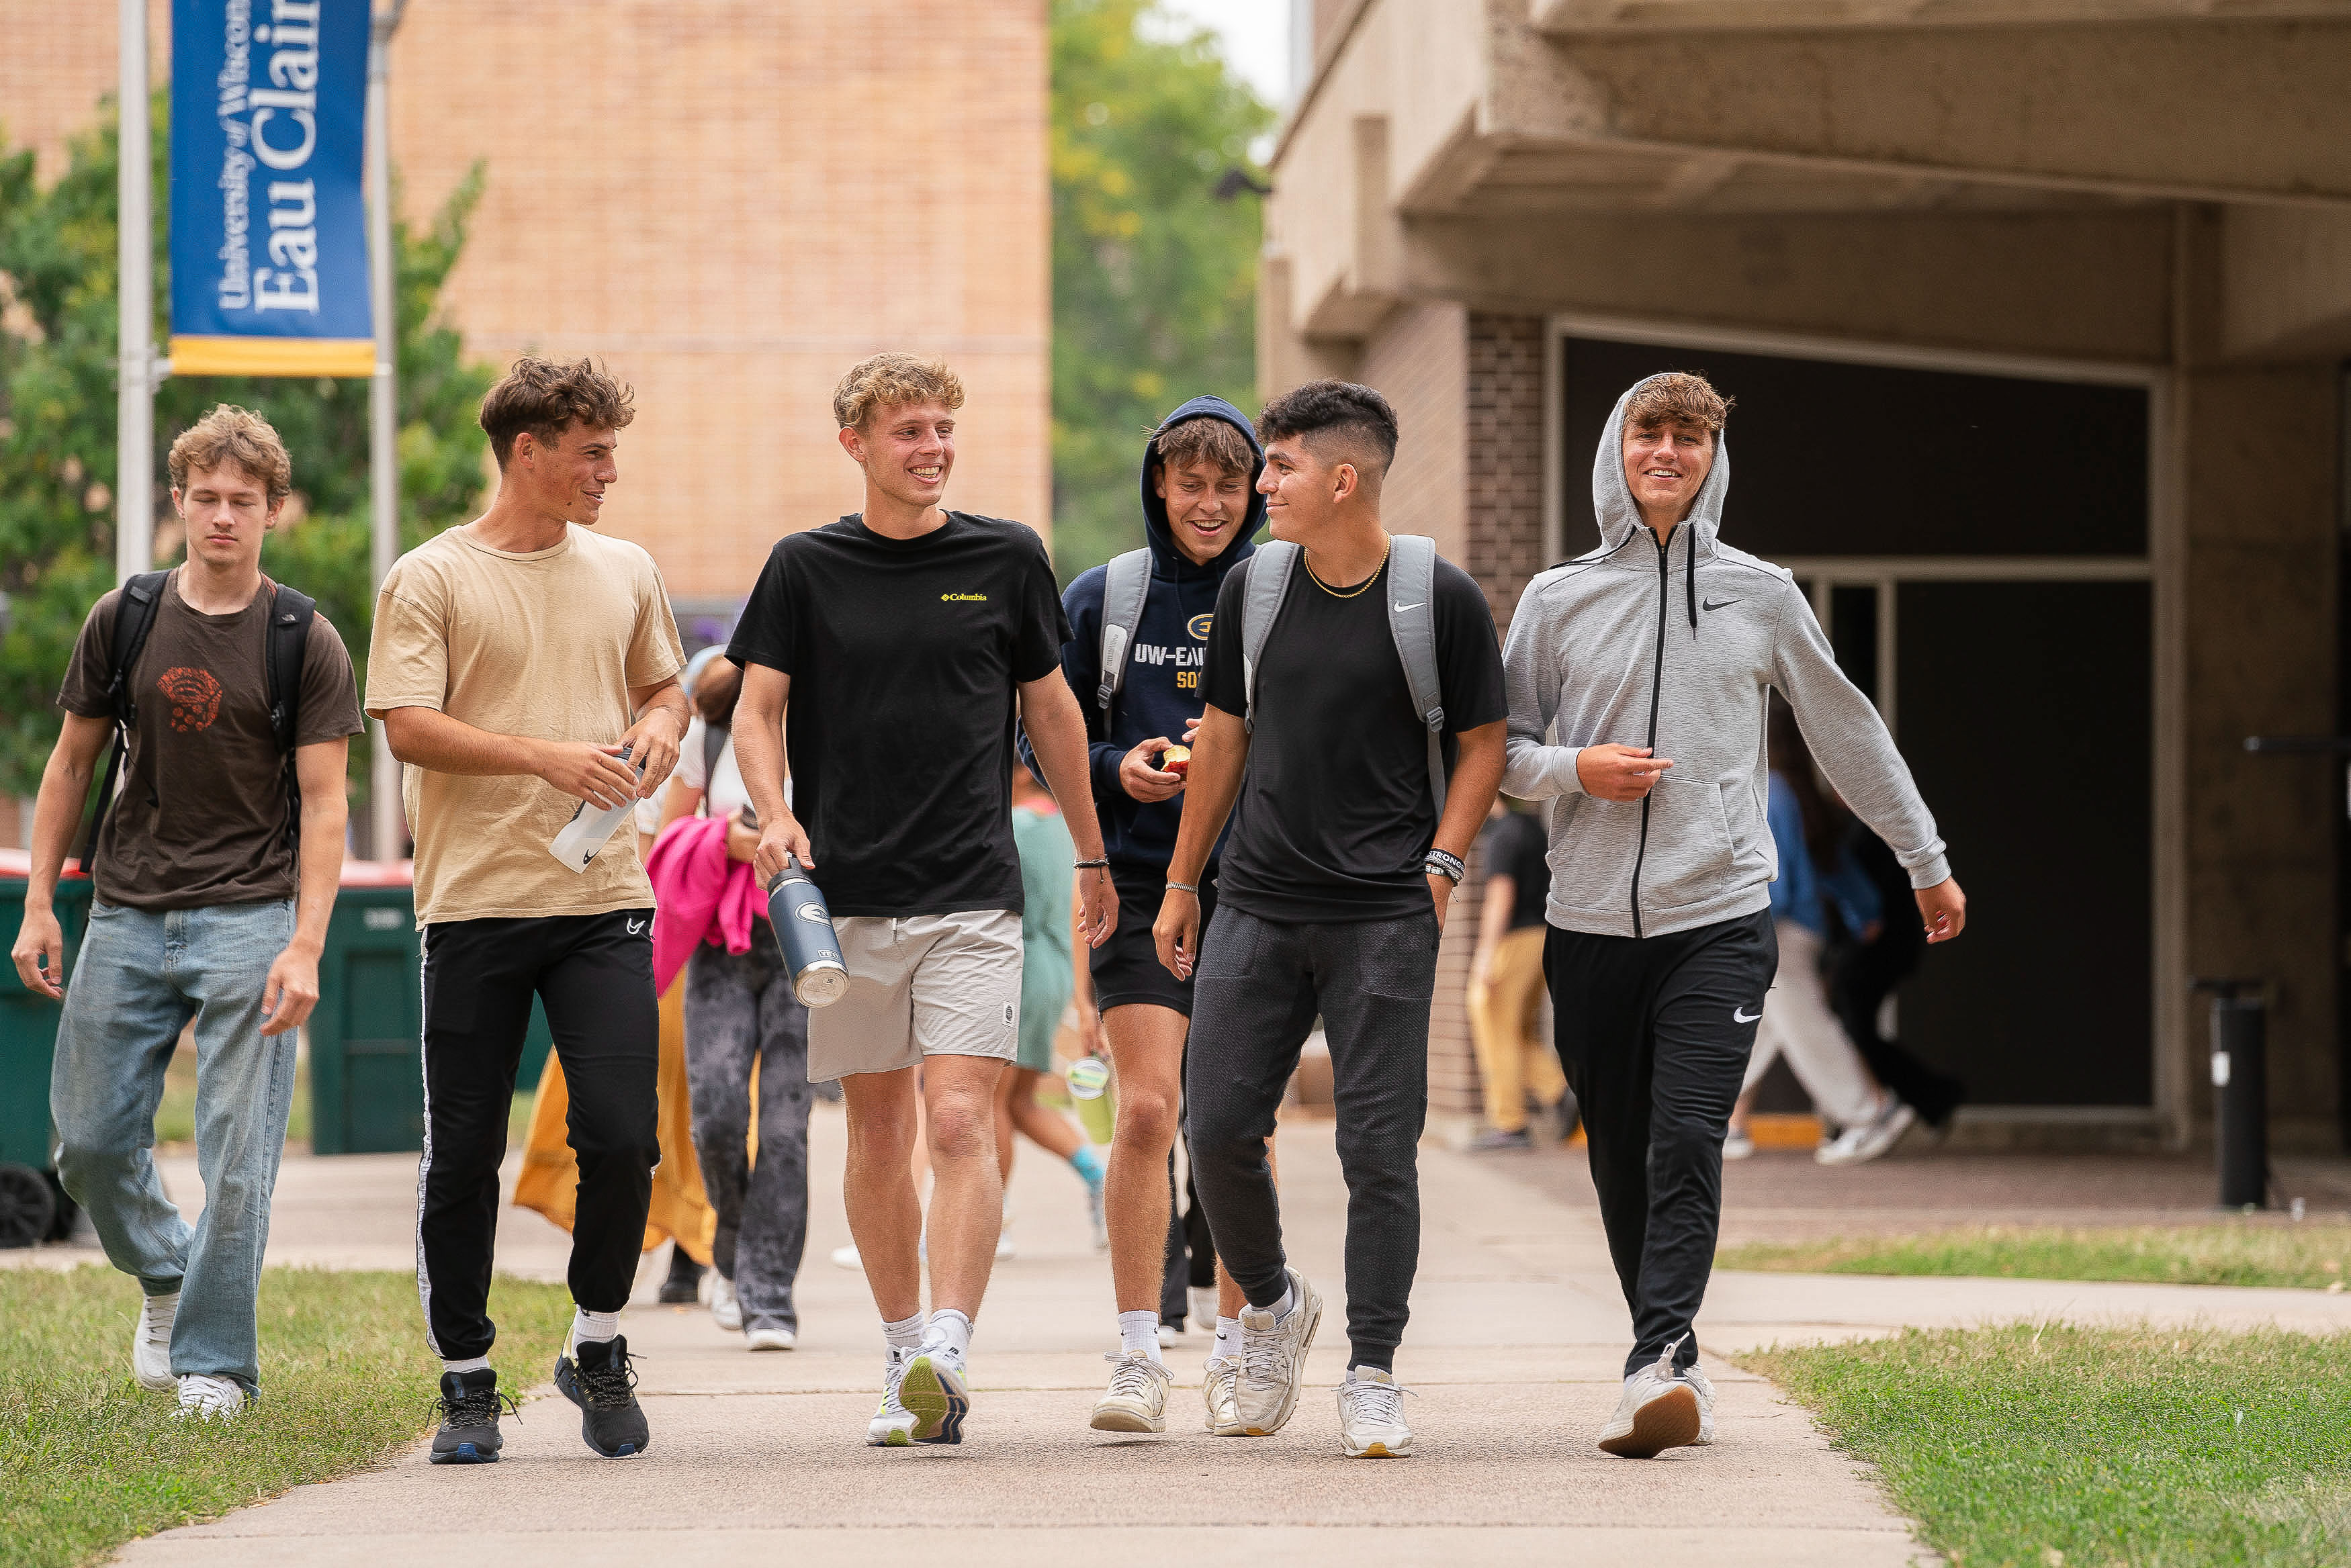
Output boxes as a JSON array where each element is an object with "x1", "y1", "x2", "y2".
[{"x1": 11, "y1": 347, "x2": 1964, "y2": 1465}]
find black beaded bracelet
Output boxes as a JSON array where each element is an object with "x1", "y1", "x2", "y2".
[
  {"x1": 1074, "y1": 858, "x2": 1109, "y2": 870},
  {"x1": 1424, "y1": 849, "x2": 1466, "y2": 884}
]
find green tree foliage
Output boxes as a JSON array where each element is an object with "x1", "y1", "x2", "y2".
[
  {"x1": 0, "y1": 98, "x2": 493, "y2": 806},
  {"x1": 1051, "y1": 0, "x2": 1271, "y2": 582}
]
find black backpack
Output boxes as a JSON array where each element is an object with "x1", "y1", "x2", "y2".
[{"x1": 77, "y1": 570, "x2": 316, "y2": 874}]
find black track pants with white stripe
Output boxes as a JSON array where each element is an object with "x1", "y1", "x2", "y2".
[
  {"x1": 416, "y1": 910, "x2": 660, "y2": 1361},
  {"x1": 1544, "y1": 909, "x2": 1777, "y2": 1379}
]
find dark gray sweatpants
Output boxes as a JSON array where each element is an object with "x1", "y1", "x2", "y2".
[
  {"x1": 1185, "y1": 903, "x2": 1437, "y2": 1372},
  {"x1": 682, "y1": 934, "x2": 811, "y2": 1333}
]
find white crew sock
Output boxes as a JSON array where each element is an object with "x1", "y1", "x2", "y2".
[
  {"x1": 572, "y1": 1308, "x2": 620, "y2": 1346},
  {"x1": 882, "y1": 1312, "x2": 926, "y2": 1351},
  {"x1": 1118, "y1": 1309, "x2": 1165, "y2": 1364},
  {"x1": 924, "y1": 1308, "x2": 973, "y2": 1361},
  {"x1": 1212, "y1": 1317, "x2": 1242, "y2": 1363},
  {"x1": 441, "y1": 1355, "x2": 491, "y2": 1375},
  {"x1": 1266, "y1": 1281, "x2": 1296, "y2": 1321}
]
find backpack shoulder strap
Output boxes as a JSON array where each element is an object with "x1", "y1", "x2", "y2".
[
  {"x1": 1383, "y1": 535, "x2": 1448, "y2": 817},
  {"x1": 703, "y1": 718, "x2": 728, "y2": 802},
  {"x1": 1239, "y1": 541, "x2": 1298, "y2": 735},
  {"x1": 1096, "y1": 549, "x2": 1153, "y2": 713},
  {"x1": 77, "y1": 571, "x2": 171, "y2": 874},
  {"x1": 265, "y1": 583, "x2": 316, "y2": 753}
]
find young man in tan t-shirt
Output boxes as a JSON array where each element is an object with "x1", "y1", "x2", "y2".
[
  {"x1": 12, "y1": 406, "x2": 362, "y2": 1421},
  {"x1": 366, "y1": 357, "x2": 689, "y2": 1465}
]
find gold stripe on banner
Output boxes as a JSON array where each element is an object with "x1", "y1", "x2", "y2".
[{"x1": 169, "y1": 336, "x2": 378, "y2": 377}]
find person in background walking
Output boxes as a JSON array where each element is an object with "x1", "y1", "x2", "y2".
[
  {"x1": 12, "y1": 406, "x2": 361, "y2": 1422},
  {"x1": 656, "y1": 650, "x2": 812, "y2": 1351},
  {"x1": 1830, "y1": 820, "x2": 1967, "y2": 1134},
  {"x1": 1724, "y1": 702, "x2": 1911, "y2": 1166},
  {"x1": 1466, "y1": 798, "x2": 1571, "y2": 1150},
  {"x1": 1000, "y1": 764, "x2": 1110, "y2": 1258}
]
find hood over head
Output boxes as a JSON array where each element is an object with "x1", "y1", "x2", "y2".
[
  {"x1": 1140, "y1": 395, "x2": 1267, "y2": 580},
  {"x1": 1591, "y1": 375, "x2": 1732, "y2": 555}
]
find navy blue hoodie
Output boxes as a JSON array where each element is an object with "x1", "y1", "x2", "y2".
[{"x1": 1020, "y1": 396, "x2": 1265, "y2": 873}]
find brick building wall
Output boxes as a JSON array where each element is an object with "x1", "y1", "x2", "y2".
[
  {"x1": 1466, "y1": 314, "x2": 1551, "y2": 629},
  {"x1": 0, "y1": 2, "x2": 1050, "y2": 603}
]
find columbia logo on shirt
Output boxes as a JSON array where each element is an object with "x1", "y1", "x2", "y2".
[{"x1": 941, "y1": 592, "x2": 988, "y2": 603}]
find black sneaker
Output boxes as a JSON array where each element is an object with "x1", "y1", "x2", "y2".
[
  {"x1": 1468, "y1": 1127, "x2": 1534, "y2": 1152},
  {"x1": 554, "y1": 1335, "x2": 650, "y2": 1458},
  {"x1": 656, "y1": 1246, "x2": 705, "y2": 1305},
  {"x1": 430, "y1": 1368, "x2": 514, "y2": 1465}
]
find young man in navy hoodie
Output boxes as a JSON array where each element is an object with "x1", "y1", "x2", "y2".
[{"x1": 1024, "y1": 398, "x2": 1265, "y2": 1435}]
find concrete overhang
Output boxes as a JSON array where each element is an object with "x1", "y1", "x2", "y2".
[{"x1": 1530, "y1": 0, "x2": 2351, "y2": 35}]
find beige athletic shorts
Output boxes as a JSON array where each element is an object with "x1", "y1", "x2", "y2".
[{"x1": 806, "y1": 909, "x2": 1024, "y2": 1082}]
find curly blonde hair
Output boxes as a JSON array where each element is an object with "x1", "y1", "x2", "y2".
[
  {"x1": 167, "y1": 405, "x2": 293, "y2": 502},
  {"x1": 833, "y1": 353, "x2": 965, "y2": 430},
  {"x1": 1624, "y1": 371, "x2": 1734, "y2": 434}
]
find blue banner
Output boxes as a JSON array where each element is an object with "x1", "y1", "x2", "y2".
[{"x1": 169, "y1": 0, "x2": 373, "y2": 376}]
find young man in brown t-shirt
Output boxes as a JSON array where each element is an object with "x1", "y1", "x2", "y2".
[
  {"x1": 11, "y1": 406, "x2": 363, "y2": 1421},
  {"x1": 367, "y1": 357, "x2": 688, "y2": 1465}
]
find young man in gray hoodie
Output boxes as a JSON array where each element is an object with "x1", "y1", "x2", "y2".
[{"x1": 1500, "y1": 372, "x2": 1966, "y2": 1458}]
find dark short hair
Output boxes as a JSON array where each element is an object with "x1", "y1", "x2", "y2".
[
  {"x1": 1256, "y1": 380, "x2": 1399, "y2": 476},
  {"x1": 480, "y1": 355, "x2": 636, "y2": 468}
]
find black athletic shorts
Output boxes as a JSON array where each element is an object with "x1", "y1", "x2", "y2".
[{"x1": 1092, "y1": 862, "x2": 1218, "y2": 1017}]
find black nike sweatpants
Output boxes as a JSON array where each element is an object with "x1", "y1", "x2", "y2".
[
  {"x1": 417, "y1": 910, "x2": 660, "y2": 1362},
  {"x1": 1544, "y1": 909, "x2": 1776, "y2": 1377}
]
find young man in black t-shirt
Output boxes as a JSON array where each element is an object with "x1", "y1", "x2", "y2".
[
  {"x1": 1154, "y1": 381, "x2": 1507, "y2": 1458},
  {"x1": 729, "y1": 355, "x2": 1115, "y2": 1449}
]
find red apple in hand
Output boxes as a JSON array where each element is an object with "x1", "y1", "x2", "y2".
[{"x1": 1159, "y1": 745, "x2": 1192, "y2": 778}]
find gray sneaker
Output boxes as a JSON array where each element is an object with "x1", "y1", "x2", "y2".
[
  {"x1": 131, "y1": 1289, "x2": 178, "y2": 1392},
  {"x1": 1234, "y1": 1267, "x2": 1322, "y2": 1436},
  {"x1": 1598, "y1": 1338, "x2": 1701, "y2": 1458}
]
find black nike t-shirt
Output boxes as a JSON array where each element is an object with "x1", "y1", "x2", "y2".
[
  {"x1": 1480, "y1": 809, "x2": 1552, "y2": 931},
  {"x1": 727, "y1": 511, "x2": 1070, "y2": 917},
  {"x1": 1201, "y1": 547, "x2": 1506, "y2": 923}
]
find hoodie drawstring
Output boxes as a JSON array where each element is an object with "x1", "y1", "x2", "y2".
[{"x1": 1685, "y1": 528, "x2": 1697, "y2": 634}]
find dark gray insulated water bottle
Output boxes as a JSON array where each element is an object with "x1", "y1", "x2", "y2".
[{"x1": 766, "y1": 854, "x2": 848, "y2": 1007}]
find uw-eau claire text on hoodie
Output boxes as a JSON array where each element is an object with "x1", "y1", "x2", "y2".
[
  {"x1": 1499, "y1": 375, "x2": 1951, "y2": 941},
  {"x1": 1018, "y1": 395, "x2": 1265, "y2": 873}
]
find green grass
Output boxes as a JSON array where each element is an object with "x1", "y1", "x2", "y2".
[
  {"x1": 1745, "y1": 1324, "x2": 2351, "y2": 1568},
  {"x1": 1718, "y1": 1221, "x2": 2351, "y2": 1291},
  {"x1": 0, "y1": 1266, "x2": 572, "y2": 1568}
]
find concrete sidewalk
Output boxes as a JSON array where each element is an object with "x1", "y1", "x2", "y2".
[{"x1": 36, "y1": 1110, "x2": 2351, "y2": 1566}]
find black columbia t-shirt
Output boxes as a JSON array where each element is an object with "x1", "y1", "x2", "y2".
[
  {"x1": 727, "y1": 511, "x2": 1070, "y2": 917},
  {"x1": 1202, "y1": 549, "x2": 1506, "y2": 923},
  {"x1": 1480, "y1": 809, "x2": 1552, "y2": 931}
]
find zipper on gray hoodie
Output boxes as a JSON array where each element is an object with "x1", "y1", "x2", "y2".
[{"x1": 1500, "y1": 377, "x2": 1951, "y2": 941}]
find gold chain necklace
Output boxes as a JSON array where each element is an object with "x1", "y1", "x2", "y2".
[{"x1": 1304, "y1": 537, "x2": 1391, "y2": 599}]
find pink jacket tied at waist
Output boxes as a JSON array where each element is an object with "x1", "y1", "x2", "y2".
[{"x1": 647, "y1": 815, "x2": 762, "y2": 993}]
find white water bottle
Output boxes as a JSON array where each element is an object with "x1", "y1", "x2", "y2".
[{"x1": 548, "y1": 743, "x2": 646, "y2": 873}]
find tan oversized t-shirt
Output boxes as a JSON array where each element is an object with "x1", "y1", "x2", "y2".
[{"x1": 365, "y1": 524, "x2": 684, "y2": 924}]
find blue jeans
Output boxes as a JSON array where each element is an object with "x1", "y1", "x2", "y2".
[{"x1": 50, "y1": 898, "x2": 298, "y2": 1391}]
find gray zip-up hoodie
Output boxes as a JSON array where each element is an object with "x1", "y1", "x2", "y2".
[{"x1": 1500, "y1": 377, "x2": 1951, "y2": 939}]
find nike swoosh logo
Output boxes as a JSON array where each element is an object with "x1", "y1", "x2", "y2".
[
  {"x1": 627, "y1": 919, "x2": 647, "y2": 935},
  {"x1": 1392, "y1": 601, "x2": 1423, "y2": 612},
  {"x1": 1733, "y1": 1006, "x2": 1762, "y2": 1023},
  {"x1": 1701, "y1": 598, "x2": 1741, "y2": 612}
]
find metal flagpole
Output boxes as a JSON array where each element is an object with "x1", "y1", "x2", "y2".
[
  {"x1": 367, "y1": 2, "x2": 407, "y2": 863},
  {"x1": 116, "y1": 0, "x2": 154, "y2": 586}
]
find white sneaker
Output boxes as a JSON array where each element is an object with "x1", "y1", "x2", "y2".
[
  {"x1": 1598, "y1": 1339, "x2": 1701, "y2": 1458},
  {"x1": 173, "y1": 1373, "x2": 246, "y2": 1421},
  {"x1": 830, "y1": 1242, "x2": 862, "y2": 1269},
  {"x1": 899, "y1": 1345, "x2": 971, "y2": 1444},
  {"x1": 1188, "y1": 1286, "x2": 1218, "y2": 1333},
  {"x1": 132, "y1": 1290, "x2": 178, "y2": 1391},
  {"x1": 1335, "y1": 1366, "x2": 1414, "y2": 1458},
  {"x1": 709, "y1": 1273, "x2": 743, "y2": 1332},
  {"x1": 1816, "y1": 1097, "x2": 1916, "y2": 1166},
  {"x1": 866, "y1": 1346, "x2": 920, "y2": 1446},
  {"x1": 744, "y1": 1324, "x2": 797, "y2": 1352},
  {"x1": 1722, "y1": 1129, "x2": 1755, "y2": 1160},
  {"x1": 1202, "y1": 1355, "x2": 1243, "y2": 1435},
  {"x1": 1156, "y1": 1322, "x2": 1178, "y2": 1348},
  {"x1": 1089, "y1": 1350, "x2": 1173, "y2": 1433},
  {"x1": 1233, "y1": 1267, "x2": 1322, "y2": 1436},
  {"x1": 1683, "y1": 1363, "x2": 1717, "y2": 1446}
]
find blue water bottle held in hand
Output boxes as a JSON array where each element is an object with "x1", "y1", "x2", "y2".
[{"x1": 766, "y1": 854, "x2": 848, "y2": 1007}]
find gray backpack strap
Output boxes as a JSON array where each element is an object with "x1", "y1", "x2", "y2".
[
  {"x1": 1384, "y1": 534, "x2": 1448, "y2": 816},
  {"x1": 1096, "y1": 549, "x2": 1153, "y2": 713},
  {"x1": 1239, "y1": 541, "x2": 1300, "y2": 735}
]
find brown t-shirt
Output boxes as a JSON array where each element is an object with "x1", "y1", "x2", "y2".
[
  {"x1": 58, "y1": 569, "x2": 365, "y2": 911},
  {"x1": 364, "y1": 523, "x2": 684, "y2": 925}
]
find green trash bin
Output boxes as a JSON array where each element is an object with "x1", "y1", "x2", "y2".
[
  {"x1": 0, "y1": 872, "x2": 93, "y2": 1246},
  {"x1": 309, "y1": 877, "x2": 554, "y2": 1155}
]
